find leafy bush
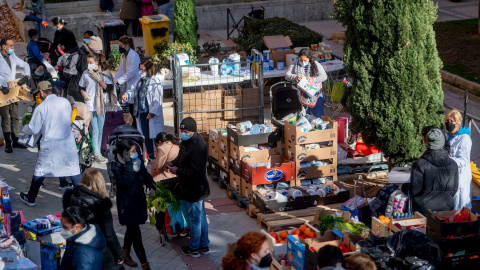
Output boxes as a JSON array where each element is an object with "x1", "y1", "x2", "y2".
[
  {"x1": 153, "y1": 40, "x2": 169, "y2": 55},
  {"x1": 233, "y1": 17, "x2": 323, "y2": 52},
  {"x1": 107, "y1": 49, "x2": 121, "y2": 71},
  {"x1": 172, "y1": 0, "x2": 199, "y2": 52},
  {"x1": 152, "y1": 41, "x2": 197, "y2": 70},
  {"x1": 136, "y1": 46, "x2": 145, "y2": 60},
  {"x1": 202, "y1": 42, "x2": 221, "y2": 56}
]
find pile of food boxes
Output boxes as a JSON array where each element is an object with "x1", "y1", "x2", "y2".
[{"x1": 207, "y1": 114, "x2": 349, "y2": 214}]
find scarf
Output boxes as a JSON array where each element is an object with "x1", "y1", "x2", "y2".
[
  {"x1": 295, "y1": 62, "x2": 311, "y2": 78},
  {"x1": 447, "y1": 126, "x2": 471, "y2": 141},
  {"x1": 133, "y1": 76, "x2": 151, "y2": 117},
  {"x1": 92, "y1": 68, "x2": 115, "y2": 115}
]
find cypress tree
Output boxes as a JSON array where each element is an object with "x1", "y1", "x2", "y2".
[
  {"x1": 333, "y1": 0, "x2": 445, "y2": 165},
  {"x1": 172, "y1": 0, "x2": 199, "y2": 52}
]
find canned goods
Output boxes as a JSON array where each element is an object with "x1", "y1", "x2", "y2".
[
  {"x1": 263, "y1": 50, "x2": 270, "y2": 61},
  {"x1": 236, "y1": 121, "x2": 252, "y2": 132},
  {"x1": 250, "y1": 124, "x2": 261, "y2": 134},
  {"x1": 266, "y1": 191, "x2": 276, "y2": 199},
  {"x1": 277, "y1": 60, "x2": 285, "y2": 70},
  {"x1": 298, "y1": 121, "x2": 312, "y2": 133},
  {"x1": 269, "y1": 60, "x2": 274, "y2": 70}
]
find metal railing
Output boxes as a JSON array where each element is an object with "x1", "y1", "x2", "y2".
[{"x1": 227, "y1": 8, "x2": 248, "y2": 40}]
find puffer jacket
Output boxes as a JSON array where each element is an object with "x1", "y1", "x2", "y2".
[
  {"x1": 63, "y1": 186, "x2": 125, "y2": 269},
  {"x1": 60, "y1": 224, "x2": 106, "y2": 270},
  {"x1": 401, "y1": 149, "x2": 459, "y2": 215}
]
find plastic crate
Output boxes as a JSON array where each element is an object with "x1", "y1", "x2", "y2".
[{"x1": 22, "y1": 220, "x2": 62, "y2": 236}]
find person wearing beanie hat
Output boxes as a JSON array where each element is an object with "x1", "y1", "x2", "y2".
[
  {"x1": 401, "y1": 126, "x2": 459, "y2": 215},
  {"x1": 164, "y1": 116, "x2": 210, "y2": 258}
]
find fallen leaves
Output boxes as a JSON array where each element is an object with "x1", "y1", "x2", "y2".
[{"x1": 0, "y1": 2, "x2": 23, "y2": 42}]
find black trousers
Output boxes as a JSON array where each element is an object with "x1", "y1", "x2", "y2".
[
  {"x1": 123, "y1": 225, "x2": 147, "y2": 264},
  {"x1": 123, "y1": 19, "x2": 139, "y2": 36}
]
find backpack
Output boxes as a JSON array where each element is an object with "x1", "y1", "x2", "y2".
[{"x1": 63, "y1": 53, "x2": 80, "y2": 79}]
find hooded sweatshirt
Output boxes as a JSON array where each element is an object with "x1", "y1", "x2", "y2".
[{"x1": 402, "y1": 149, "x2": 459, "y2": 215}]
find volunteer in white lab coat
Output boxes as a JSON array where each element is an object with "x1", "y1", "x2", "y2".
[
  {"x1": 0, "y1": 37, "x2": 31, "y2": 153},
  {"x1": 20, "y1": 81, "x2": 81, "y2": 207},
  {"x1": 123, "y1": 59, "x2": 164, "y2": 160},
  {"x1": 445, "y1": 109, "x2": 473, "y2": 210},
  {"x1": 114, "y1": 36, "x2": 140, "y2": 126}
]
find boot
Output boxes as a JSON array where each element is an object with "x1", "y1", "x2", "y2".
[
  {"x1": 141, "y1": 263, "x2": 151, "y2": 270},
  {"x1": 11, "y1": 134, "x2": 27, "y2": 149},
  {"x1": 122, "y1": 249, "x2": 138, "y2": 267},
  {"x1": 3, "y1": 133, "x2": 12, "y2": 153}
]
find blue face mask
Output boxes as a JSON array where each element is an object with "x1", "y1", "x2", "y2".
[
  {"x1": 181, "y1": 133, "x2": 191, "y2": 141},
  {"x1": 299, "y1": 61, "x2": 309, "y2": 67},
  {"x1": 7, "y1": 49, "x2": 14, "y2": 55},
  {"x1": 84, "y1": 39, "x2": 90, "y2": 43},
  {"x1": 130, "y1": 152, "x2": 139, "y2": 160},
  {"x1": 53, "y1": 26, "x2": 58, "y2": 31}
]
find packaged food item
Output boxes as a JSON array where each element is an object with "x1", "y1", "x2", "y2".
[
  {"x1": 236, "y1": 121, "x2": 252, "y2": 132},
  {"x1": 287, "y1": 188, "x2": 303, "y2": 199},
  {"x1": 282, "y1": 113, "x2": 297, "y2": 124},
  {"x1": 298, "y1": 121, "x2": 312, "y2": 133},
  {"x1": 250, "y1": 124, "x2": 261, "y2": 134}
]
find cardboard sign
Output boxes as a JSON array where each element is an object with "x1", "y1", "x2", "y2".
[{"x1": 0, "y1": 79, "x2": 32, "y2": 107}]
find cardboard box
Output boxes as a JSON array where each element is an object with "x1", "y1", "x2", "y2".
[
  {"x1": 302, "y1": 182, "x2": 350, "y2": 207},
  {"x1": 0, "y1": 79, "x2": 31, "y2": 107},
  {"x1": 285, "y1": 142, "x2": 337, "y2": 162},
  {"x1": 229, "y1": 170, "x2": 242, "y2": 194},
  {"x1": 426, "y1": 207, "x2": 480, "y2": 242},
  {"x1": 263, "y1": 36, "x2": 296, "y2": 68},
  {"x1": 207, "y1": 156, "x2": 220, "y2": 176},
  {"x1": 205, "y1": 86, "x2": 224, "y2": 118},
  {"x1": 229, "y1": 157, "x2": 242, "y2": 176},
  {"x1": 40, "y1": 246, "x2": 58, "y2": 270},
  {"x1": 285, "y1": 54, "x2": 299, "y2": 68},
  {"x1": 230, "y1": 141, "x2": 282, "y2": 162},
  {"x1": 286, "y1": 235, "x2": 306, "y2": 270},
  {"x1": 270, "y1": 257, "x2": 293, "y2": 270},
  {"x1": 371, "y1": 217, "x2": 390, "y2": 237},
  {"x1": 295, "y1": 162, "x2": 338, "y2": 181},
  {"x1": 262, "y1": 223, "x2": 321, "y2": 258},
  {"x1": 182, "y1": 91, "x2": 205, "y2": 112},
  {"x1": 311, "y1": 210, "x2": 352, "y2": 228},
  {"x1": 219, "y1": 168, "x2": 229, "y2": 183},
  {"x1": 389, "y1": 212, "x2": 427, "y2": 233},
  {"x1": 304, "y1": 232, "x2": 358, "y2": 270},
  {"x1": 238, "y1": 83, "x2": 260, "y2": 117},
  {"x1": 219, "y1": 133, "x2": 229, "y2": 152},
  {"x1": 219, "y1": 147, "x2": 229, "y2": 171},
  {"x1": 242, "y1": 155, "x2": 296, "y2": 185},
  {"x1": 0, "y1": 247, "x2": 18, "y2": 269},
  {"x1": 208, "y1": 137, "x2": 219, "y2": 160},
  {"x1": 284, "y1": 116, "x2": 338, "y2": 145},
  {"x1": 227, "y1": 127, "x2": 282, "y2": 147},
  {"x1": 253, "y1": 189, "x2": 311, "y2": 213},
  {"x1": 223, "y1": 88, "x2": 242, "y2": 120},
  {"x1": 241, "y1": 177, "x2": 257, "y2": 202}
]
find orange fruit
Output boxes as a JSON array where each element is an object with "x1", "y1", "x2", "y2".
[
  {"x1": 270, "y1": 232, "x2": 279, "y2": 240},
  {"x1": 280, "y1": 230, "x2": 289, "y2": 239},
  {"x1": 308, "y1": 232, "x2": 317, "y2": 238},
  {"x1": 304, "y1": 227, "x2": 312, "y2": 236},
  {"x1": 299, "y1": 235, "x2": 306, "y2": 240},
  {"x1": 299, "y1": 224, "x2": 307, "y2": 233},
  {"x1": 292, "y1": 229, "x2": 301, "y2": 236}
]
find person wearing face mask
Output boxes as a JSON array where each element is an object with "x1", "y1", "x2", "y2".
[
  {"x1": 122, "y1": 59, "x2": 164, "y2": 160},
  {"x1": 400, "y1": 126, "x2": 459, "y2": 215},
  {"x1": 50, "y1": 17, "x2": 78, "y2": 66},
  {"x1": 59, "y1": 206, "x2": 106, "y2": 270},
  {"x1": 114, "y1": 36, "x2": 141, "y2": 127},
  {"x1": 0, "y1": 37, "x2": 31, "y2": 153},
  {"x1": 23, "y1": 0, "x2": 48, "y2": 38},
  {"x1": 163, "y1": 117, "x2": 210, "y2": 258},
  {"x1": 444, "y1": 109, "x2": 473, "y2": 210},
  {"x1": 285, "y1": 48, "x2": 328, "y2": 117},
  {"x1": 19, "y1": 81, "x2": 81, "y2": 207},
  {"x1": 78, "y1": 53, "x2": 115, "y2": 163},
  {"x1": 26, "y1": 29, "x2": 44, "y2": 73},
  {"x1": 111, "y1": 139, "x2": 156, "y2": 270},
  {"x1": 152, "y1": 132, "x2": 180, "y2": 181},
  {"x1": 221, "y1": 232, "x2": 272, "y2": 270},
  {"x1": 83, "y1": 31, "x2": 103, "y2": 53}
]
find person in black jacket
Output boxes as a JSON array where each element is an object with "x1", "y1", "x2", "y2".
[
  {"x1": 165, "y1": 117, "x2": 210, "y2": 258},
  {"x1": 401, "y1": 126, "x2": 459, "y2": 215},
  {"x1": 63, "y1": 168, "x2": 125, "y2": 270},
  {"x1": 111, "y1": 139, "x2": 156, "y2": 270},
  {"x1": 50, "y1": 17, "x2": 78, "y2": 66},
  {"x1": 60, "y1": 206, "x2": 106, "y2": 270}
]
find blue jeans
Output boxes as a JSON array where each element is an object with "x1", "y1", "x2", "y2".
[
  {"x1": 27, "y1": 174, "x2": 81, "y2": 201},
  {"x1": 187, "y1": 200, "x2": 209, "y2": 250},
  {"x1": 305, "y1": 93, "x2": 324, "y2": 117},
  {"x1": 158, "y1": 2, "x2": 171, "y2": 18},
  {"x1": 138, "y1": 113, "x2": 154, "y2": 158},
  {"x1": 25, "y1": 13, "x2": 43, "y2": 37},
  {"x1": 90, "y1": 111, "x2": 105, "y2": 156}
]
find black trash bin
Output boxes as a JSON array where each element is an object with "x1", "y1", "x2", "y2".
[{"x1": 96, "y1": 20, "x2": 127, "y2": 59}]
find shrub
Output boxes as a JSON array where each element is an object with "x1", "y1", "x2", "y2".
[
  {"x1": 152, "y1": 41, "x2": 197, "y2": 70},
  {"x1": 107, "y1": 48, "x2": 121, "y2": 71},
  {"x1": 172, "y1": 0, "x2": 199, "y2": 52},
  {"x1": 233, "y1": 17, "x2": 323, "y2": 52}
]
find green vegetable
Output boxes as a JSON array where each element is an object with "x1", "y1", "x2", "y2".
[
  {"x1": 147, "y1": 182, "x2": 180, "y2": 226},
  {"x1": 22, "y1": 113, "x2": 32, "y2": 126},
  {"x1": 317, "y1": 215, "x2": 345, "y2": 235}
]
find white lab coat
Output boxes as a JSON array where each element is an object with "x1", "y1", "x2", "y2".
[
  {"x1": 114, "y1": 49, "x2": 140, "y2": 104},
  {"x1": 23, "y1": 94, "x2": 80, "y2": 177},
  {"x1": 126, "y1": 76, "x2": 164, "y2": 139},
  {"x1": 0, "y1": 52, "x2": 31, "y2": 87},
  {"x1": 449, "y1": 134, "x2": 472, "y2": 210}
]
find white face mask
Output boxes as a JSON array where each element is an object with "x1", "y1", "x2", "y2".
[
  {"x1": 87, "y1": 63, "x2": 96, "y2": 71},
  {"x1": 60, "y1": 226, "x2": 76, "y2": 239}
]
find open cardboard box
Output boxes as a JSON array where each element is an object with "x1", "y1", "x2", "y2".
[
  {"x1": 263, "y1": 35, "x2": 295, "y2": 68},
  {"x1": 427, "y1": 207, "x2": 480, "y2": 242},
  {"x1": 311, "y1": 209, "x2": 352, "y2": 228},
  {"x1": 389, "y1": 212, "x2": 426, "y2": 233},
  {"x1": 294, "y1": 160, "x2": 338, "y2": 181},
  {"x1": 242, "y1": 155, "x2": 296, "y2": 185},
  {"x1": 285, "y1": 142, "x2": 337, "y2": 163},
  {"x1": 230, "y1": 141, "x2": 282, "y2": 162},
  {"x1": 284, "y1": 116, "x2": 338, "y2": 145},
  {"x1": 300, "y1": 182, "x2": 350, "y2": 207},
  {"x1": 253, "y1": 188, "x2": 310, "y2": 213},
  {"x1": 237, "y1": 83, "x2": 260, "y2": 117},
  {"x1": 227, "y1": 126, "x2": 282, "y2": 147}
]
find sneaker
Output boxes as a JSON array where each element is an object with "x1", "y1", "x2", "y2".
[
  {"x1": 106, "y1": 10, "x2": 112, "y2": 13},
  {"x1": 199, "y1": 246, "x2": 210, "y2": 255},
  {"x1": 40, "y1": 183, "x2": 45, "y2": 189},
  {"x1": 59, "y1": 185, "x2": 74, "y2": 191},
  {"x1": 94, "y1": 155, "x2": 106, "y2": 163},
  {"x1": 19, "y1": 192, "x2": 36, "y2": 207},
  {"x1": 181, "y1": 246, "x2": 200, "y2": 258}
]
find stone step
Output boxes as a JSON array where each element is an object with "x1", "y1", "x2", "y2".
[{"x1": 46, "y1": 0, "x2": 123, "y2": 16}]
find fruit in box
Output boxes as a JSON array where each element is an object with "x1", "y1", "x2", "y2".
[
  {"x1": 292, "y1": 229, "x2": 301, "y2": 236},
  {"x1": 280, "y1": 230, "x2": 289, "y2": 239},
  {"x1": 273, "y1": 225, "x2": 318, "y2": 243},
  {"x1": 270, "y1": 232, "x2": 279, "y2": 240},
  {"x1": 300, "y1": 224, "x2": 307, "y2": 233}
]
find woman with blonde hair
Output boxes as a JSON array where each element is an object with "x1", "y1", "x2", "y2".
[
  {"x1": 63, "y1": 168, "x2": 125, "y2": 270},
  {"x1": 222, "y1": 232, "x2": 272, "y2": 270},
  {"x1": 444, "y1": 109, "x2": 472, "y2": 209},
  {"x1": 345, "y1": 254, "x2": 376, "y2": 270}
]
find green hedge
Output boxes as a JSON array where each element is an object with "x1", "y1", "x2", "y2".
[{"x1": 234, "y1": 17, "x2": 323, "y2": 52}]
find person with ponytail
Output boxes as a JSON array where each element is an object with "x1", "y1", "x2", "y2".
[
  {"x1": 222, "y1": 232, "x2": 272, "y2": 270},
  {"x1": 285, "y1": 48, "x2": 328, "y2": 117},
  {"x1": 50, "y1": 17, "x2": 78, "y2": 65}
]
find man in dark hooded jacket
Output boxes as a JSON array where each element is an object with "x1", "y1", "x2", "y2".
[
  {"x1": 401, "y1": 126, "x2": 459, "y2": 215},
  {"x1": 164, "y1": 117, "x2": 210, "y2": 258}
]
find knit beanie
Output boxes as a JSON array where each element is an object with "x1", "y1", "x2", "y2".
[
  {"x1": 180, "y1": 117, "x2": 197, "y2": 132},
  {"x1": 88, "y1": 36, "x2": 103, "y2": 53},
  {"x1": 426, "y1": 128, "x2": 445, "y2": 150}
]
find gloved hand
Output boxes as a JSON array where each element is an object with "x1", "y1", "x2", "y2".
[
  {"x1": 81, "y1": 91, "x2": 91, "y2": 101},
  {"x1": 1, "y1": 86, "x2": 9, "y2": 95},
  {"x1": 88, "y1": 70, "x2": 103, "y2": 83},
  {"x1": 122, "y1": 150, "x2": 131, "y2": 163}
]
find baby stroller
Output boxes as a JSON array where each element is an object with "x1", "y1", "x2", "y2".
[
  {"x1": 71, "y1": 102, "x2": 94, "y2": 173},
  {"x1": 270, "y1": 81, "x2": 304, "y2": 120},
  {"x1": 106, "y1": 125, "x2": 145, "y2": 198}
]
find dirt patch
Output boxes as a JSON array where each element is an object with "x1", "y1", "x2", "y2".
[{"x1": 434, "y1": 19, "x2": 480, "y2": 93}]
